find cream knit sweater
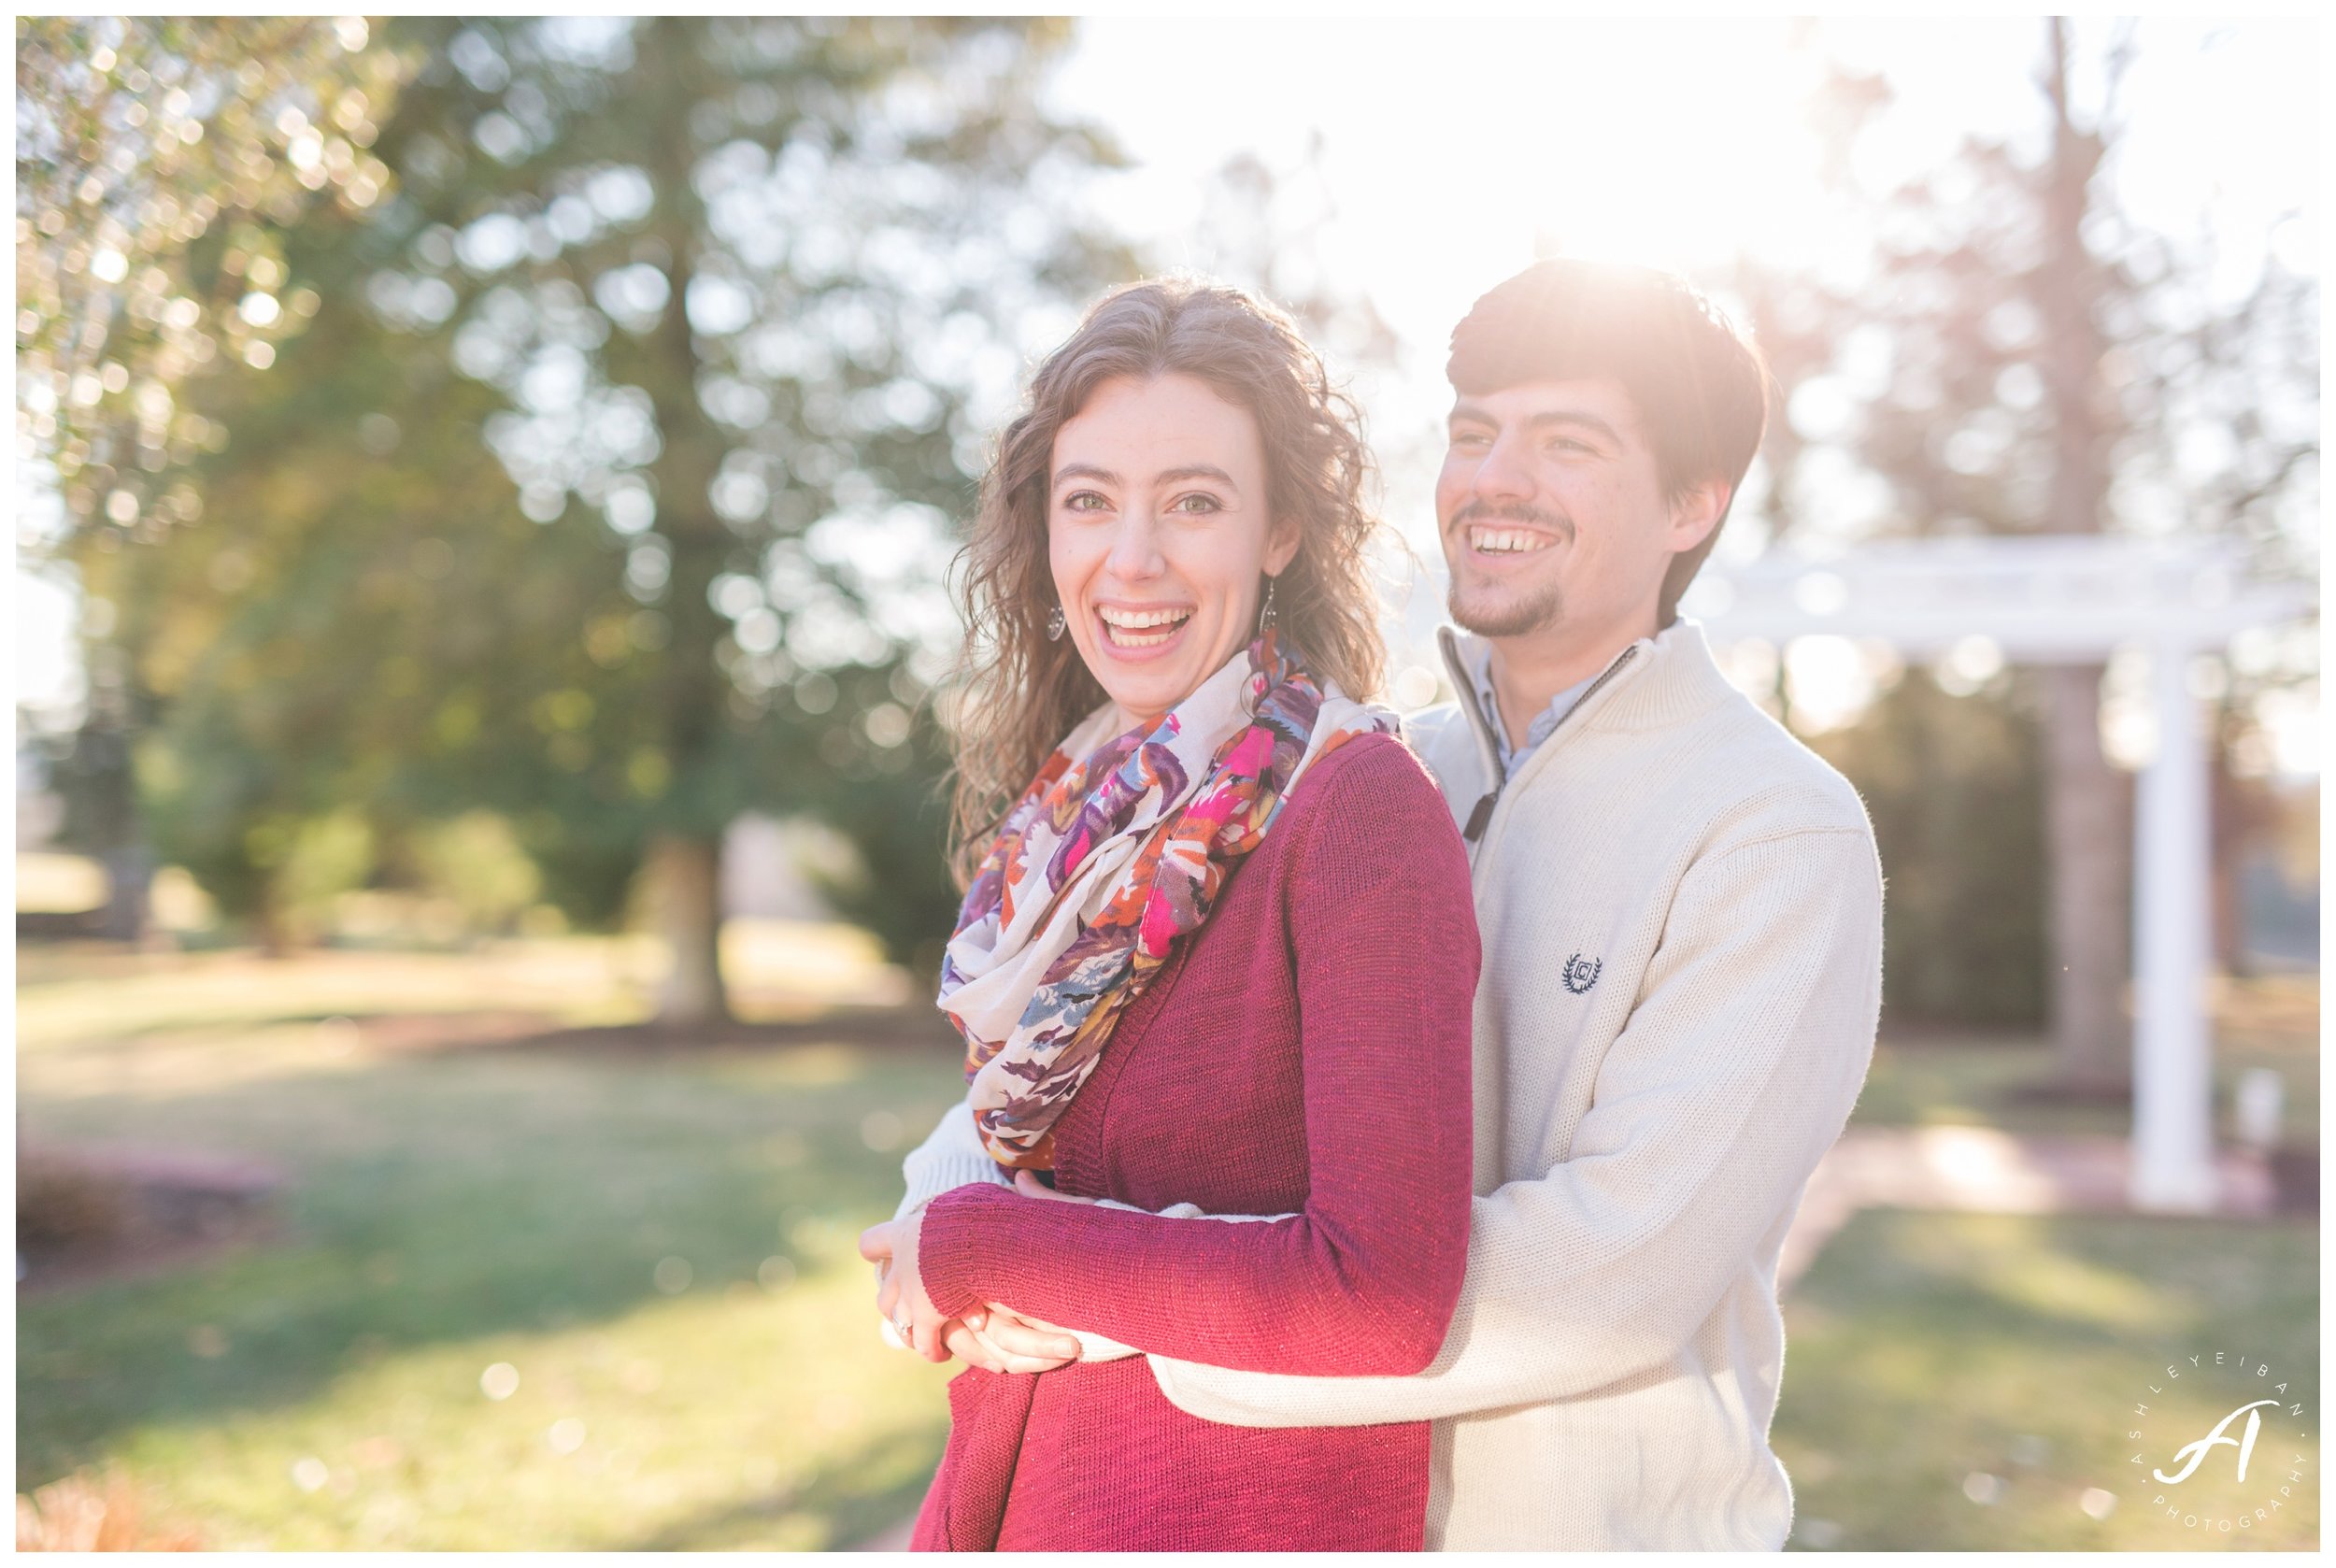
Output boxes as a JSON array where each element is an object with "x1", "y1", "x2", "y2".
[{"x1": 895, "y1": 619, "x2": 1884, "y2": 1550}]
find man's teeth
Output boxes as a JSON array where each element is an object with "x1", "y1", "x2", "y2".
[
  {"x1": 1470, "y1": 526, "x2": 1555, "y2": 555},
  {"x1": 1097, "y1": 606, "x2": 1192, "y2": 647}
]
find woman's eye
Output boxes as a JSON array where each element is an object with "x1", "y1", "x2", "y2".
[
  {"x1": 1062, "y1": 491, "x2": 1108, "y2": 513},
  {"x1": 1171, "y1": 492, "x2": 1222, "y2": 514}
]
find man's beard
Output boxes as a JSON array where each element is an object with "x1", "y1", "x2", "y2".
[
  {"x1": 1445, "y1": 500, "x2": 1570, "y2": 637},
  {"x1": 1448, "y1": 574, "x2": 1564, "y2": 637}
]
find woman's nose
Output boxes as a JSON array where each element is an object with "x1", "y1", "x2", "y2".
[{"x1": 1104, "y1": 509, "x2": 1166, "y2": 579}]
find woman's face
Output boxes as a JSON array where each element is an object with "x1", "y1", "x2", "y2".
[{"x1": 1047, "y1": 373, "x2": 1299, "y2": 731}]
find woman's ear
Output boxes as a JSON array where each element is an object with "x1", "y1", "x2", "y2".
[{"x1": 1263, "y1": 513, "x2": 1303, "y2": 577}]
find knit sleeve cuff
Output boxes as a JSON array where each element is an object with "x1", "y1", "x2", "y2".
[{"x1": 916, "y1": 1181, "x2": 1011, "y2": 1320}]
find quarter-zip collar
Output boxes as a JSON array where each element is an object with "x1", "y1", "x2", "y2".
[{"x1": 1437, "y1": 625, "x2": 1647, "y2": 844}]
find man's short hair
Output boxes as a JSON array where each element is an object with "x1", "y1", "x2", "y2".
[{"x1": 1446, "y1": 259, "x2": 1771, "y2": 625}]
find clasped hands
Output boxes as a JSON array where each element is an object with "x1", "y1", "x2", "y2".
[{"x1": 856, "y1": 1170, "x2": 1090, "y2": 1375}]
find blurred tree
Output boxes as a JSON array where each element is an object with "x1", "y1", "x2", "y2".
[
  {"x1": 1808, "y1": 669, "x2": 2049, "y2": 1028},
  {"x1": 107, "y1": 18, "x2": 1132, "y2": 1023},
  {"x1": 1188, "y1": 137, "x2": 1403, "y2": 386},
  {"x1": 367, "y1": 17, "x2": 1130, "y2": 1024},
  {"x1": 117, "y1": 233, "x2": 538, "y2": 950},
  {"x1": 2030, "y1": 20, "x2": 2136, "y2": 1093},
  {"x1": 1742, "y1": 21, "x2": 2317, "y2": 1066},
  {"x1": 15, "y1": 16, "x2": 410, "y2": 524},
  {"x1": 17, "y1": 17, "x2": 416, "y2": 940},
  {"x1": 406, "y1": 813, "x2": 546, "y2": 941}
]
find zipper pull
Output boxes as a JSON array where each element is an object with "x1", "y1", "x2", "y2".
[{"x1": 1463, "y1": 791, "x2": 1498, "y2": 843}]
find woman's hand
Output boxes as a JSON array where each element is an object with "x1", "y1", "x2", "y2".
[
  {"x1": 860, "y1": 1179, "x2": 1100, "y2": 1370},
  {"x1": 857, "y1": 1206, "x2": 951, "y2": 1363},
  {"x1": 953, "y1": 1306, "x2": 1084, "y2": 1374}
]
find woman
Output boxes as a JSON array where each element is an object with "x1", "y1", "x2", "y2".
[{"x1": 854, "y1": 278, "x2": 1477, "y2": 1552}]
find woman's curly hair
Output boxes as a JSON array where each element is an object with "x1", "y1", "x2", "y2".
[{"x1": 944, "y1": 277, "x2": 1387, "y2": 887}]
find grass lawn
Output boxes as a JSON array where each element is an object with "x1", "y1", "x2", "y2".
[
  {"x1": 1792, "y1": 976, "x2": 2320, "y2": 1549},
  {"x1": 17, "y1": 946, "x2": 2320, "y2": 1549},
  {"x1": 1851, "y1": 974, "x2": 2320, "y2": 1147},
  {"x1": 1776, "y1": 1209, "x2": 2318, "y2": 1550},
  {"x1": 17, "y1": 941, "x2": 968, "y2": 1550}
]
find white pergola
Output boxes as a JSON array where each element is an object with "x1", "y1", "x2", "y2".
[{"x1": 1687, "y1": 534, "x2": 2314, "y2": 1214}]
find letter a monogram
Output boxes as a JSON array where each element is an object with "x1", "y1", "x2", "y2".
[
  {"x1": 1561, "y1": 954, "x2": 1602, "y2": 994},
  {"x1": 2154, "y1": 1400, "x2": 2281, "y2": 1485}
]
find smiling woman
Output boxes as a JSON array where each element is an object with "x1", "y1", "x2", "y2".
[
  {"x1": 942, "y1": 278, "x2": 1387, "y2": 882},
  {"x1": 859, "y1": 278, "x2": 1480, "y2": 1550},
  {"x1": 1047, "y1": 373, "x2": 1296, "y2": 729}
]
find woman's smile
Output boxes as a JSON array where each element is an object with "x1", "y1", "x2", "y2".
[{"x1": 1093, "y1": 600, "x2": 1196, "y2": 659}]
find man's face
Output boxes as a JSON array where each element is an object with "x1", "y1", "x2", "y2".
[{"x1": 1436, "y1": 378, "x2": 1719, "y2": 645}]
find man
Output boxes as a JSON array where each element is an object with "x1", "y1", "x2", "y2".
[{"x1": 878, "y1": 259, "x2": 1884, "y2": 1550}]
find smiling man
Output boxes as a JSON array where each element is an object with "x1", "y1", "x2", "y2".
[{"x1": 888, "y1": 260, "x2": 1887, "y2": 1550}]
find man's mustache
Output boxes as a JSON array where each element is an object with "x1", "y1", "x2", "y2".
[{"x1": 1448, "y1": 501, "x2": 1575, "y2": 543}]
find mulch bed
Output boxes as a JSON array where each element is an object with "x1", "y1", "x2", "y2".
[
  {"x1": 16, "y1": 1003, "x2": 954, "y2": 1295},
  {"x1": 17, "y1": 1143, "x2": 288, "y2": 1297},
  {"x1": 512, "y1": 1006, "x2": 960, "y2": 1056},
  {"x1": 292, "y1": 1004, "x2": 960, "y2": 1061}
]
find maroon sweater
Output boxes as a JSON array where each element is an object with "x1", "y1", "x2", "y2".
[{"x1": 909, "y1": 734, "x2": 1479, "y2": 1552}]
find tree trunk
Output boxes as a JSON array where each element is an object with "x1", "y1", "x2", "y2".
[
  {"x1": 2208, "y1": 708, "x2": 2265, "y2": 977},
  {"x1": 96, "y1": 843, "x2": 154, "y2": 946},
  {"x1": 253, "y1": 881, "x2": 296, "y2": 960},
  {"x1": 2039, "y1": 663, "x2": 2131, "y2": 1092},
  {"x1": 68, "y1": 710, "x2": 155, "y2": 947},
  {"x1": 630, "y1": 25, "x2": 730, "y2": 1040},
  {"x1": 2036, "y1": 20, "x2": 2130, "y2": 1093},
  {"x1": 646, "y1": 832, "x2": 729, "y2": 1030}
]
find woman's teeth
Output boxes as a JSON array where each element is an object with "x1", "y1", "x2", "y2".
[
  {"x1": 1097, "y1": 606, "x2": 1192, "y2": 648},
  {"x1": 1470, "y1": 526, "x2": 1555, "y2": 555}
]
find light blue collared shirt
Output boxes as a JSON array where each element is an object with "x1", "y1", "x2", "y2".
[{"x1": 1467, "y1": 640, "x2": 1646, "y2": 777}]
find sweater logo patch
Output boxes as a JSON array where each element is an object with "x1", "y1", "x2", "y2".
[{"x1": 1560, "y1": 953, "x2": 1602, "y2": 994}]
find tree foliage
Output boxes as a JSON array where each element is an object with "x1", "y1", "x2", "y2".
[
  {"x1": 15, "y1": 16, "x2": 412, "y2": 540},
  {"x1": 1731, "y1": 21, "x2": 2316, "y2": 1034},
  {"x1": 77, "y1": 18, "x2": 1137, "y2": 1016},
  {"x1": 1807, "y1": 671, "x2": 2049, "y2": 1027}
]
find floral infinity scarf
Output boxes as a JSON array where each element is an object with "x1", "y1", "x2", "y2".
[{"x1": 936, "y1": 629, "x2": 1395, "y2": 1169}]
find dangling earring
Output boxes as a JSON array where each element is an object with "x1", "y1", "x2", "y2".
[
  {"x1": 1045, "y1": 604, "x2": 1065, "y2": 642},
  {"x1": 1256, "y1": 575, "x2": 1277, "y2": 636}
]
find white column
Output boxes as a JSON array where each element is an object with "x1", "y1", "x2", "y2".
[{"x1": 2129, "y1": 641, "x2": 2218, "y2": 1212}]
